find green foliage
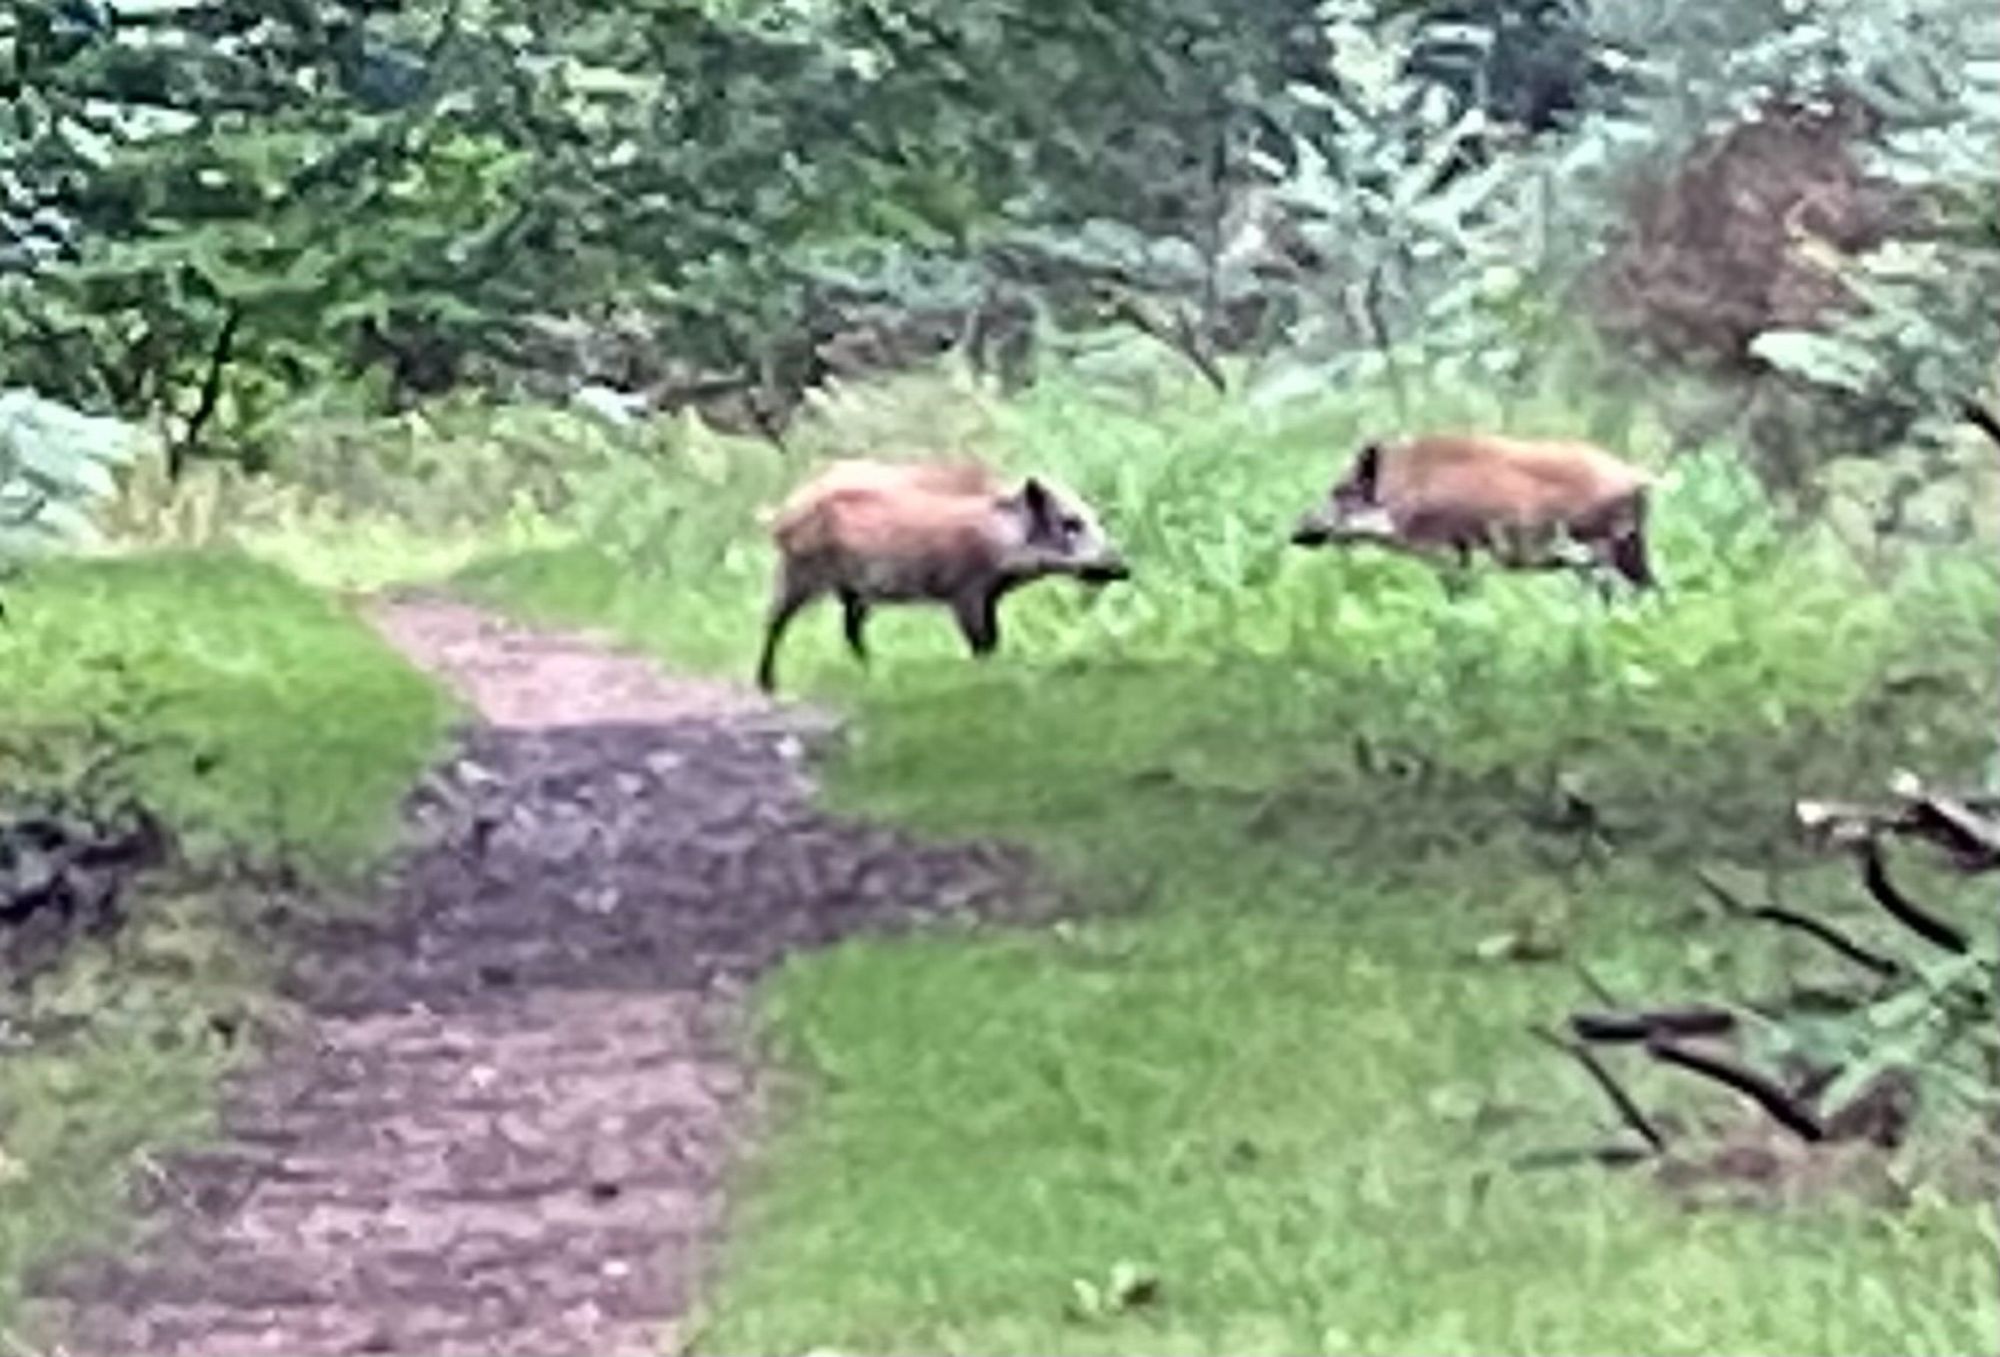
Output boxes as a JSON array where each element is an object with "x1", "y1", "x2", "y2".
[
  {"x1": 6, "y1": 0, "x2": 1986, "y2": 509},
  {"x1": 1748, "y1": 0, "x2": 2000, "y2": 461},
  {"x1": 453, "y1": 367, "x2": 1994, "y2": 768},
  {"x1": 1572, "y1": 0, "x2": 2000, "y2": 489},
  {"x1": 693, "y1": 878, "x2": 1995, "y2": 1354},
  {"x1": 0, "y1": 0, "x2": 1664, "y2": 460},
  {"x1": 0, "y1": 551, "x2": 453, "y2": 865}
]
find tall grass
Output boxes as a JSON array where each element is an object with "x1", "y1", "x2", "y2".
[{"x1": 453, "y1": 364, "x2": 1996, "y2": 810}]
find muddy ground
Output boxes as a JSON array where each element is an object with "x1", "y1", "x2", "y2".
[{"x1": 31, "y1": 594, "x2": 1050, "y2": 1356}]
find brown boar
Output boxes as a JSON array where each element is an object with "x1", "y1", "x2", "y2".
[
  {"x1": 1289, "y1": 432, "x2": 1658, "y2": 591},
  {"x1": 754, "y1": 458, "x2": 1129, "y2": 694}
]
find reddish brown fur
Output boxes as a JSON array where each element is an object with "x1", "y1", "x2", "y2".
[
  {"x1": 765, "y1": 458, "x2": 1003, "y2": 541},
  {"x1": 754, "y1": 457, "x2": 1127, "y2": 693},
  {"x1": 1373, "y1": 434, "x2": 1651, "y2": 549},
  {"x1": 1295, "y1": 432, "x2": 1659, "y2": 591},
  {"x1": 771, "y1": 479, "x2": 1011, "y2": 586}
]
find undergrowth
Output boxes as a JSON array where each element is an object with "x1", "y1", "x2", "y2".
[{"x1": 0, "y1": 553, "x2": 453, "y2": 1330}]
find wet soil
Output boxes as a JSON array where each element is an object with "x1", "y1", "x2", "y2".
[{"x1": 31, "y1": 594, "x2": 1047, "y2": 1356}]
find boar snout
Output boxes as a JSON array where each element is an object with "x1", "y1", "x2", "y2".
[
  {"x1": 1292, "y1": 501, "x2": 1395, "y2": 548},
  {"x1": 1290, "y1": 517, "x2": 1334, "y2": 547},
  {"x1": 1290, "y1": 501, "x2": 1348, "y2": 547}
]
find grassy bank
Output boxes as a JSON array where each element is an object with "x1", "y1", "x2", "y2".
[
  {"x1": 682, "y1": 670, "x2": 1995, "y2": 1355},
  {"x1": 0, "y1": 552, "x2": 453, "y2": 1328},
  {"x1": 448, "y1": 369, "x2": 1998, "y2": 1354}
]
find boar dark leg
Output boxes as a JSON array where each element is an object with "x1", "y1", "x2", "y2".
[
  {"x1": 1581, "y1": 529, "x2": 1654, "y2": 596},
  {"x1": 951, "y1": 586, "x2": 1001, "y2": 657},
  {"x1": 1600, "y1": 493, "x2": 1657, "y2": 592},
  {"x1": 1440, "y1": 543, "x2": 1479, "y2": 601},
  {"x1": 1608, "y1": 527, "x2": 1656, "y2": 592},
  {"x1": 838, "y1": 588, "x2": 872, "y2": 664},
  {"x1": 755, "y1": 571, "x2": 820, "y2": 694}
]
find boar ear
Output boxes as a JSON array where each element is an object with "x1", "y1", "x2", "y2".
[
  {"x1": 1351, "y1": 442, "x2": 1384, "y2": 498},
  {"x1": 1020, "y1": 476, "x2": 1057, "y2": 530}
]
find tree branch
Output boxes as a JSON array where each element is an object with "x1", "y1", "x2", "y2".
[
  {"x1": 1569, "y1": 1006, "x2": 1738, "y2": 1045},
  {"x1": 1797, "y1": 777, "x2": 2000, "y2": 872},
  {"x1": 1857, "y1": 840, "x2": 1969, "y2": 955},
  {"x1": 1643, "y1": 1037, "x2": 1827, "y2": 1143},
  {"x1": 1695, "y1": 869, "x2": 1905, "y2": 978},
  {"x1": 1096, "y1": 285, "x2": 1227, "y2": 393},
  {"x1": 170, "y1": 305, "x2": 242, "y2": 480},
  {"x1": 1957, "y1": 393, "x2": 2000, "y2": 450},
  {"x1": 1530, "y1": 1024, "x2": 1667, "y2": 1154}
]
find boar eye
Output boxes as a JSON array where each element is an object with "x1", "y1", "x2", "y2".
[{"x1": 1059, "y1": 514, "x2": 1084, "y2": 536}]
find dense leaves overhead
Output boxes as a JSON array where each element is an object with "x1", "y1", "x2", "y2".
[{"x1": 2, "y1": 0, "x2": 1995, "y2": 481}]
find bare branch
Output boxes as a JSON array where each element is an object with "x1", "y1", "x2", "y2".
[
  {"x1": 1695, "y1": 869, "x2": 1904, "y2": 978},
  {"x1": 710, "y1": 329, "x2": 791, "y2": 453},
  {"x1": 0, "y1": 489, "x2": 49, "y2": 528},
  {"x1": 1858, "y1": 839, "x2": 1970, "y2": 955},
  {"x1": 1643, "y1": 1038, "x2": 1827, "y2": 1143},
  {"x1": 1571, "y1": 962, "x2": 1624, "y2": 1008},
  {"x1": 1530, "y1": 1024, "x2": 1668, "y2": 1154},
  {"x1": 1797, "y1": 777, "x2": 2000, "y2": 873},
  {"x1": 1097, "y1": 285, "x2": 1227, "y2": 393},
  {"x1": 1888, "y1": 773, "x2": 2000, "y2": 872},
  {"x1": 171, "y1": 305, "x2": 242, "y2": 480},
  {"x1": 1957, "y1": 393, "x2": 2000, "y2": 450},
  {"x1": 1569, "y1": 1006, "x2": 1738, "y2": 1044}
]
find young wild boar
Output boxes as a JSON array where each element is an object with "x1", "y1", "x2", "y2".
[
  {"x1": 753, "y1": 458, "x2": 1129, "y2": 694},
  {"x1": 1289, "y1": 432, "x2": 1658, "y2": 591}
]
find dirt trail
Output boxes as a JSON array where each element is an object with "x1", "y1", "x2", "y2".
[{"x1": 33, "y1": 593, "x2": 1044, "y2": 1356}]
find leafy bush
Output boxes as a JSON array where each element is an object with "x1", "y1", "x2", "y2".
[
  {"x1": 1572, "y1": 0, "x2": 2000, "y2": 490},
  {"x1": 1747, "y1": 0, "x2": 2000, "y2": 486}
]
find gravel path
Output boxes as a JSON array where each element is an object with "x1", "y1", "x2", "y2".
[{"x1": 34, "y1": 594, "x2": 1046, "y2": 1356}]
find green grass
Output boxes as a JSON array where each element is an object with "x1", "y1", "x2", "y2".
[
  {"x1": 0, "y1": 551, "x2": 454, "y2": 1330},
  {"x1": 680, "y1": 670, "x2": 1997, "y2": 1356},
  {"x1": 449, "y1": 366, "x2": 2000, "y2": 1354},
  {"x1": 1, "y1": 552, "x2": 454, "y2": 862}
]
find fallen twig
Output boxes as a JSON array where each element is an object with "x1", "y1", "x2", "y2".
[
  {"x1": 1530, "y1": 1024, "x2": 1668, "y2": 1154},
  {"x1": 1888, "y1": 772, "x2": 2000, "y2": 872},
  {"x1": 1957, "y1": 393, "x2": 2000, "y2": 450},
  {"x1": 1797, "y1": 775, "x2": 2000, "y2": 872},
  {"x1": 1571, "y1": 962, "x2": 1624, "y2": 1008},
  {"x1": 1695, "y1": 869, "x2": 1904, "y2": 978},
  {"x1": 1569, "y1": 1006, "x2": 1738, "y2": 1045},
  {"x1": 1857, "y1": 839, "x2": 1970, "y2": 956},
  {"x1": 1096, "y1": 285, "x2": 1228, "y2": 394},
  {"x1": 1644, "y1": 1037, "x2": 1827, "y2": 1143}
]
